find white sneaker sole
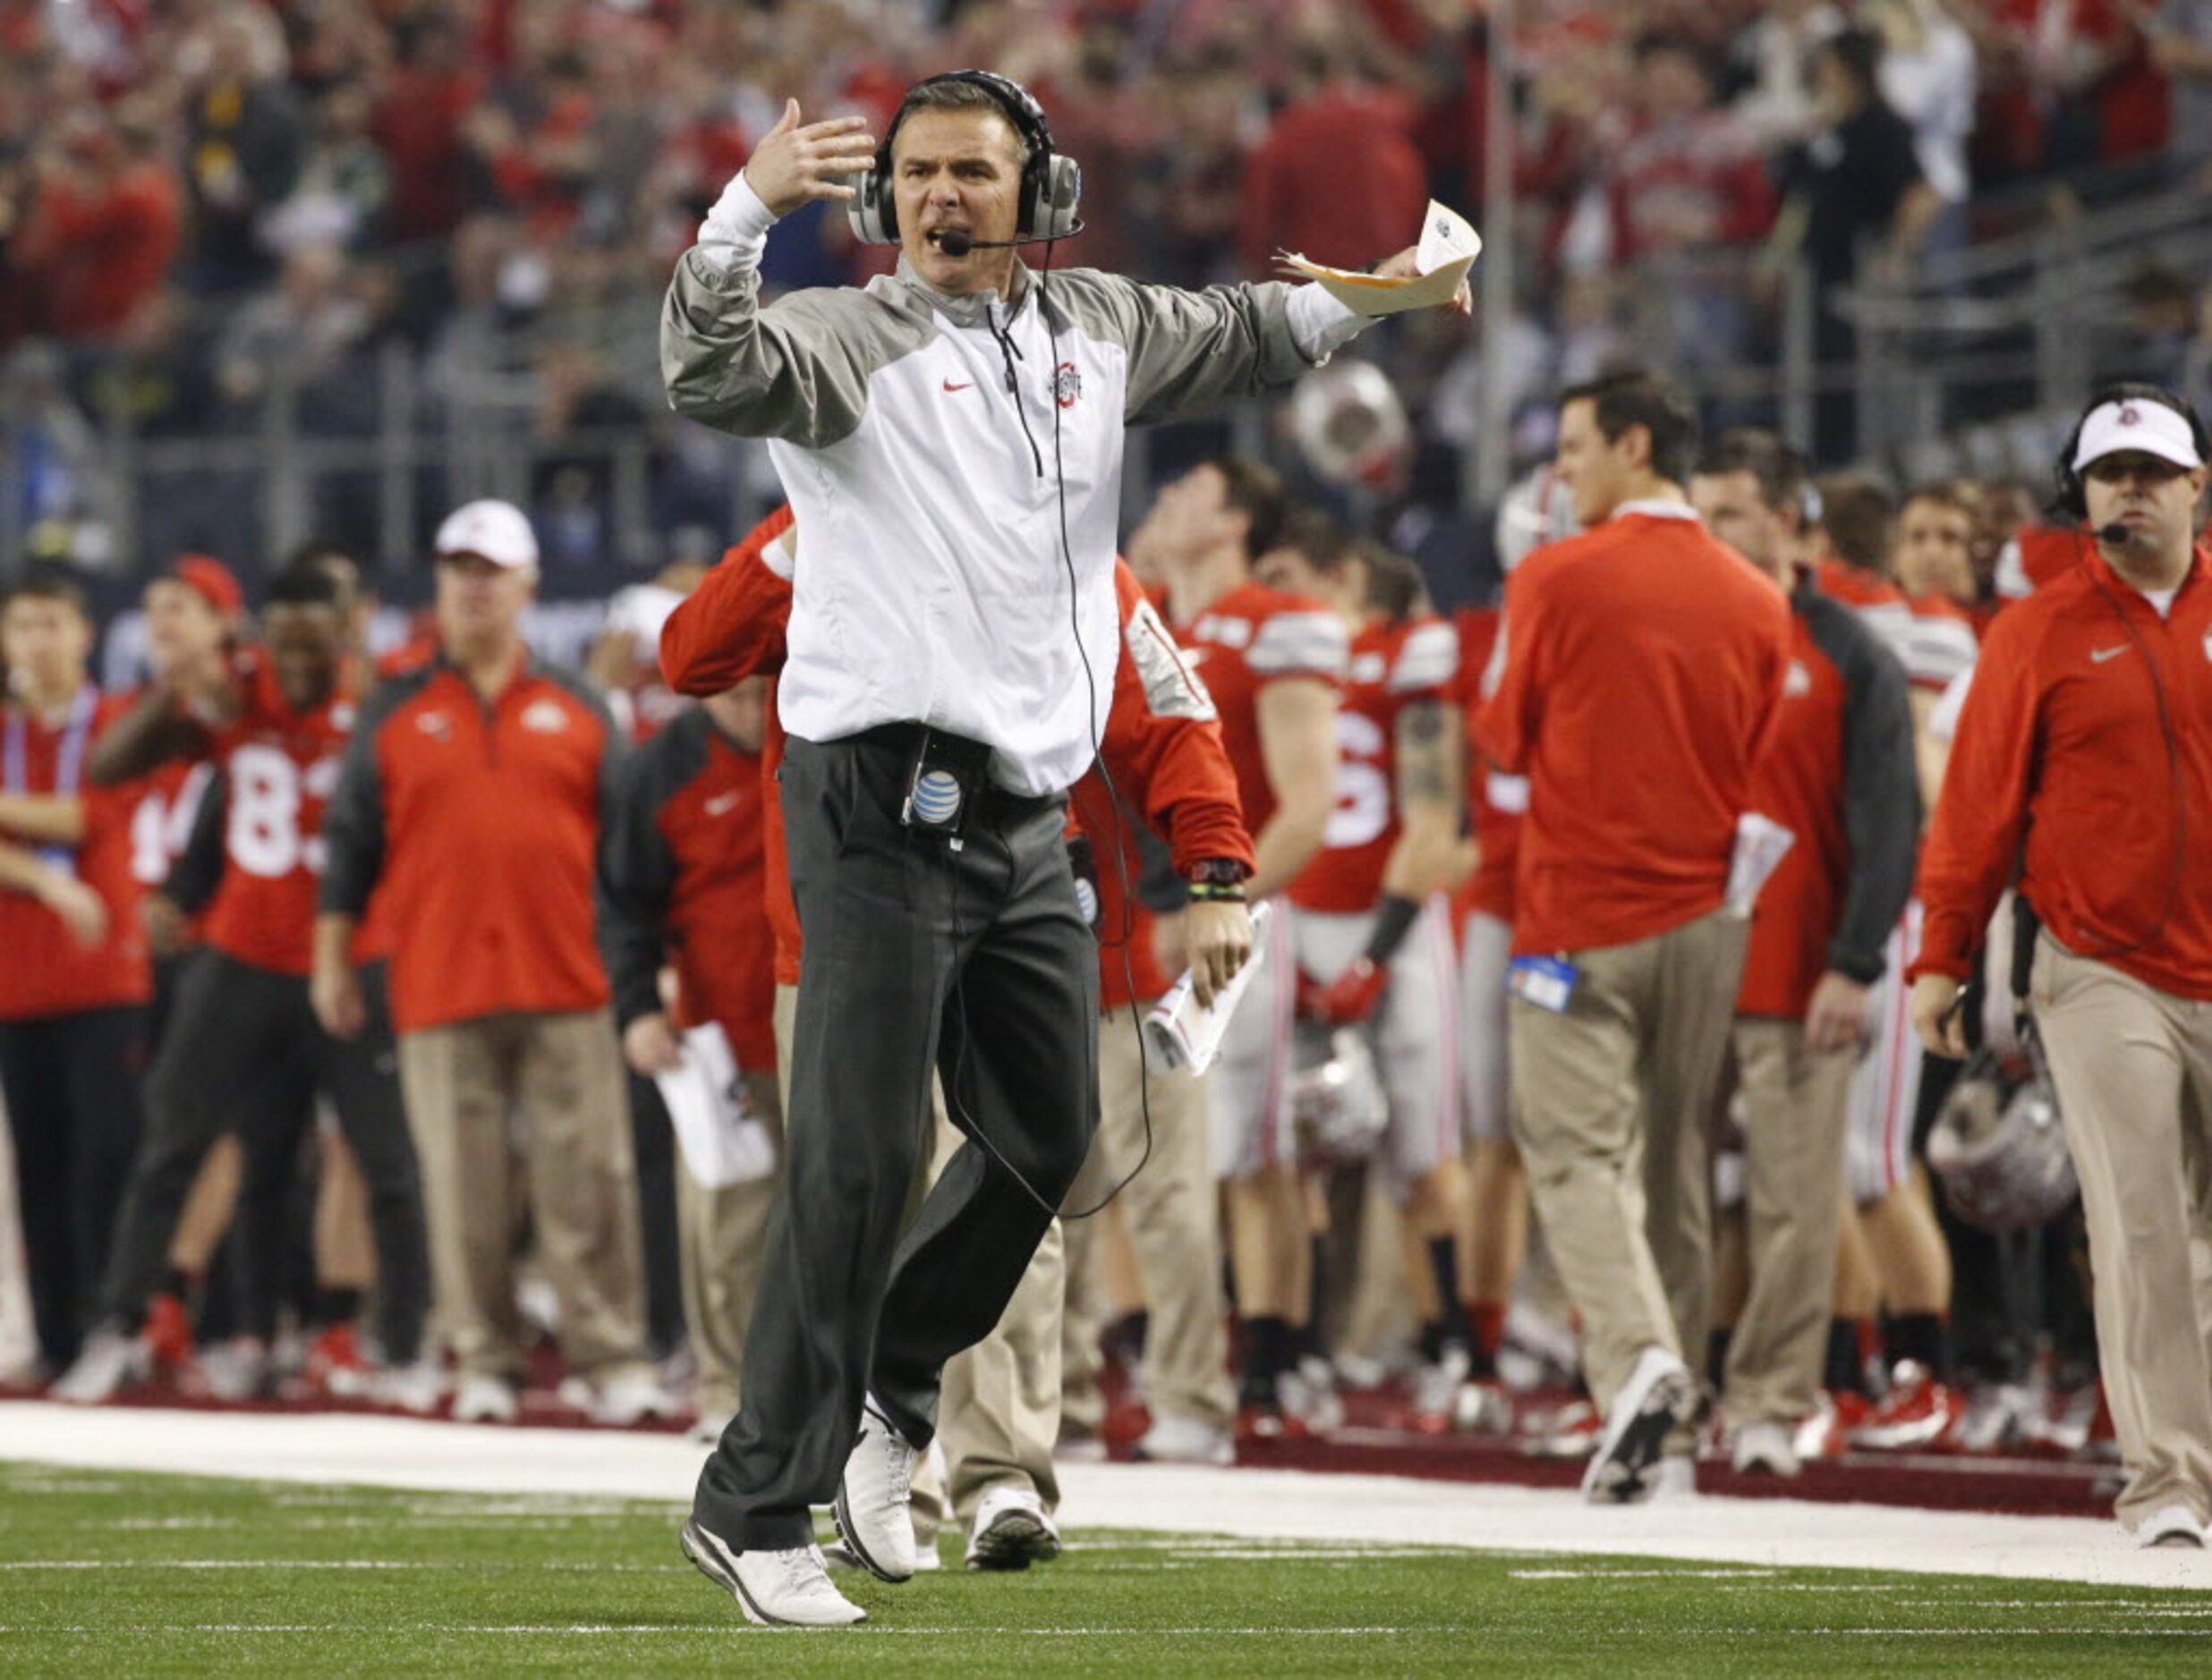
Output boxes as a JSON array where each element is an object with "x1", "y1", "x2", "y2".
[
  {"x1": 966, "y1": 1508, "x2": 1062, "y2": 1573},
  {"x1": 832, "y1": 1481, "x2": 914, "y2": 1584},
  {"x1": 1583, "y1": 1356, "x2": 1693, "y2": 1505},
  {"x1": 680, "y1": 1519, "x2": 865, "y2": 1627}
]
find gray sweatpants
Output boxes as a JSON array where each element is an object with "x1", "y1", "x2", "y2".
[{"x1": 693, "y1": 728, "x2": 1099, "y2": 1551}]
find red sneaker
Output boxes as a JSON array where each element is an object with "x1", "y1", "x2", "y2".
[
  {"x1": 305, "y1": 1321, "x2": 369, "y2": 1396},
  {"x1": 1794, "y1": 1390, "x2": 1872, "y2": 1461},
  {"x1": 143, "y1": 1294, "x2": 195, "y2": 1371},
  {"x1": 1850, "y1": 1362, "x2": 1962, "y2": 1451}
]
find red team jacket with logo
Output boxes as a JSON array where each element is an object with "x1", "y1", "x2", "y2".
[
  {"x1": 1475, "y1": 507, "x2": 1792, "y2": 957},
  {"x1": 601, "y1": 707, "x2": 777, "y2": 1072},
  {"x1": 658, "y1": 508, "x2": 1253, "y2": 1011},
  {"x1": 321, "y1": 659, "x2": 619, "y2": 1033},
  {"x1": 1452, "y1": 607, "x2": 1525, "y2": 929},
  {"x1": 0, "y1": 690, "x2": 150, "y2": 1020},
  {"x1": 1914, "y1": 545, "x2": 2212, "y2": 1001},
  {"x1": 1737, "y1": 588, "x2": 1919, "y2": 1018},
  {"x1": 1289, "y1": 614, "x2": 1457, "y2": 915}
]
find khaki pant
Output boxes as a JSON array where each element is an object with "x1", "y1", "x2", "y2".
[
  {"x1": 1063, "y1": 1004, "x2": 1236, "y2": 1433},
  {"x1": 2033, "y1": 936, "x2": 2212, "y2": 1527},
  {"x1": 1510, "y1": 909, "x2": 1748, "y2": 1412},
  {"x1": 678, "y1": 1070, "x2": 782, "y2": 1425},
  {"x1": 1724, "y1": 1017, "x2": 1853, "y2": 1426},
  {"x1": 396, "y1": 1011, "x2": 648, "y2": 1381}
]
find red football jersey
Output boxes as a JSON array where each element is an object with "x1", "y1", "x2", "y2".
[
  {"x1": 1289, "y1": 615, "x2": 1458, "y2": 914},
  {"x1": 128, "y1": 756, "x2": 216, "y2": 891},
  {"x1": 1175, "y1": 581, "x2": 1348, "y2": 836},
  {"x1": 201, "y1": 662, "x2": 359, "y2": 977},
  {"x1": 1452, "y1": 606, "x2": 1524, "y2": 929},
  {"x1": 0, "y1": 689, "x2": 150, "y2": 1020}
]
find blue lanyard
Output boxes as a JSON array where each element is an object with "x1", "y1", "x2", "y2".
[{"x1": 5, "y1": 685, "x2": 95, "y2": 870}]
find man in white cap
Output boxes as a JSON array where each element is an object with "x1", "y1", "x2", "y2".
[
  {"x1": 1910, "y1": 382, "x2": 2212, "y2": 1548},
  {"x1": 314, "y1": 499, "x2": 672, "y2": 1429}
]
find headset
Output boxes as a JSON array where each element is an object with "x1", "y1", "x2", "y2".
[{"x1": 848, "y1": 69, "x2": 1082, "y2": 248}]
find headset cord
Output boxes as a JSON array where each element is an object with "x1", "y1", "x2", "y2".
[{"x1": 937, "y1": 249, "x2": 1154, "y2": 1225}]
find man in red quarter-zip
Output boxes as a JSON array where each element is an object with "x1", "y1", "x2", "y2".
[
  {"x1": 1910, "y1": 383, "x2": 2212, "y2": 1551},
  {"x1": 313, "y1": 498, "x2": 669, "y2": 1431}
]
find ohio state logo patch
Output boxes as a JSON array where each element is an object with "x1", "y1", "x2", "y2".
[{"x1": 1054, "y1": 361, "x2": 1082, "y2": 409}]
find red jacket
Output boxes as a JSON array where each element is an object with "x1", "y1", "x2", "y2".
[
  {"x1": 659, "y1": 508, "x2": 1252, "y2": 1004},
  {"x1": 600, "y1": 708, "x2": 777, "y2": 1071},
  {"x1": 321, "y1": 658, "x2": 617, "y2": 1032},
  {"x1": 1452, "y1": 606, "x2": 1524, "y2": 929},
  {"x1": 1913, "y1": 545, "x2": 2212, "y2": 1000},
  {"x1": 1474, "y1": 505, "x2": 1792, "y2": 956}
]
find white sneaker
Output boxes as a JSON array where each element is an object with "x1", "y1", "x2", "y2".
[
  {"x1": 51, "y1": 1327, "x2": 147, "y2": 1404},
  {"x1": 965, "y1": 1485, "x2": 1062, "y2": 1572},
  {"x1": 1731, "y1": 1420, "x2": 1802, "y2": 1478},
  {"x1": 590, "y1": 1365, "x2": 680, "y2": 1426},
  {"x1": 2134, "y1": 1505, "x2": 2207, "y2": 1549},
  {"x1": 1454, "y1": 1378, "x2": 1514, "y2": 1434},
  {"x1": 1583, "y1": 1345, "x2": 1695, "y2": 1505},
  {"x1": 1648, "y1": 1454, "x2": 1698, "y2": 1501},
  {"x1": 1279, "y1": 1357, "x2": 1345, "y2": 1436},
  {"x1": 452, "y1": 1373, "x2": 519, "y2": 1423},
  {"x1": 834, "y1": 1400, "x2": 917, "y2": 1583},
  {"x1": 197, "y1": 1337, "x2": 273, "y2": 1402},
  {"x1": 373, "y1": 1360, "x2": 447, "y2": 1416},
  {"x1": 680, "y1": 1521, "x2": 865, "y2": 1627},
  {"x1": 1131, "y1": 1413, "x2": 1236, "y2": 1466},
  {"x1": 1412, "y1": 1346, "x2": 1472, "y2": 1429}
]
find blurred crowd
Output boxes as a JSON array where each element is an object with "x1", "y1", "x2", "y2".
[{"x1": 4, "y1": 0, "x2": 2212, "y2": 575}]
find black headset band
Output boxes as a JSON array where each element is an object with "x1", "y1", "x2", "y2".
[{"x1": 879, "y1": 70, "x2": 1053, "y2": 176}]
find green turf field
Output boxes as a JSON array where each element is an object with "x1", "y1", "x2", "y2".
[{"x1": 0, "y1": 1460, "x2": 2205, "y2": 1675}]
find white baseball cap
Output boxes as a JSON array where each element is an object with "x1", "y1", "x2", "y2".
[
  {"x1": 2072, "y1": 397, "x2": 2204, "y2": 473},
  {"x1": 434, "y1": 499, "x2": 540, "y2": 570}
]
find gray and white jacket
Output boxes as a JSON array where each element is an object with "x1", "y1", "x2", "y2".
[{"x1": 660, "y1": 175, "x2": 1365, "y2": 794}]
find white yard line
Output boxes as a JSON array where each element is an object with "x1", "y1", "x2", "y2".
[{"x1": 4, "y1": 1403, "x2": 2208, "y2": 1592}]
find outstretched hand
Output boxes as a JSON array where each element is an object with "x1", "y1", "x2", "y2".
[
  {"x1": 742, "y1": 99, "x2": 879, "y2": 219},
  {"x1": 1371, "y1": 245, "x2": 1474, "y2": 316}
]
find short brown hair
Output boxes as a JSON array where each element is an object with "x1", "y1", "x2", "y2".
[
  {"x1": 1271, "y1": 506, "x2": 1352, "y2": 570},
  {"x1": 1204, "y1": 455, "x2": 1289, "y2": 561},
  {"x1": 1559, "y1": 369, "x2": 1699, "y2": 486},
  {"x1": 1357, "y1": 540, "x2": 1428, "y2": 624},
  {"x1": 1814, "y1": 474, "x2": 1895, "y2": 573},
  {"x1": 2, "y1": 569, "x2": 89, "y2": 618},
  {"x1": 1694, "y1": 428, "x2": 1810, "y2": 519}
]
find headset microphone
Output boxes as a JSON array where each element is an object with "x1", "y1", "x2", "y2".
[
  {"x1": 2095, "y1": 522, "x2": 2138, "y2": 547},
  {"x1": 932, "y1": 223, "x2": 1085, "y2": 258}
]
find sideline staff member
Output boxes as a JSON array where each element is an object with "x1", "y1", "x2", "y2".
[
  {"x1": 1910, "y1": 384, "x2": 2212, "y2": 1550},
  {"x1": 1474, "y1": 371, "x2": 1791, "y2": 1506},
  {"x1": 660, "y1": 70, "x2": 1466, "y2": 1625}
]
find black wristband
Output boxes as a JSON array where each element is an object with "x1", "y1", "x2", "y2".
[
  {"x1": 1187, "y1": 882, "x2": 1247, "y2": 904},
  {"x1": 1362, "y1": 894, "x2": 1421, "y2": 966}
]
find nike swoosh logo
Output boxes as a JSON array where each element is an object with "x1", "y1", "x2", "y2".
[
  {"x1": 942, "y1": 380, "x2": 974, "y2": 393},
  {"x1": 2091, "y1": 646, "x2": 2130, "y2": 663},
  {"x1": 704, "y1": 793, "x2": 742, "y2": 815}
]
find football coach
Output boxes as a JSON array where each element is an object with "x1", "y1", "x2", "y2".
[{"x1": 659, "y1": 69, "x2": 1469, "y2": 1625}]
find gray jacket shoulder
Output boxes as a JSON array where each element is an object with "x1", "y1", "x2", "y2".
[
  {"x1": 1041, "y1": 268, "x2": 1317, "y2": 427},
  {"x1": 661, "y1": 250, "x2": 933, "y2": 449}
]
